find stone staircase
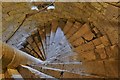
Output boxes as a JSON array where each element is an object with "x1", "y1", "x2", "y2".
[{"x1": 2, "y1": 18, "x2": 118, "y2": 79}]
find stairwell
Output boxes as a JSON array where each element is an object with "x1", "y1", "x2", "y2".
[{"x1": 0, "y1": 2, "x2": 119, "y2": 79}]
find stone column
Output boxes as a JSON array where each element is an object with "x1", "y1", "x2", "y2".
[{"x1": 0, "y1": 41, "x2": 43, "y2": 70}]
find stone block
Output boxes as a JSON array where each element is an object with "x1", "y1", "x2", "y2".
[
  {"x1": 74, "y1": 45, "x2": 85, "y2": 53},
  {"x1": 100, "y1": 35, "x2": 111, "y2": 47},
  {"x1": 68, "y1": 54, "x2": 81, "y2": 61},
  {"x1": 62, "y1": 71, "x2": 81, "y2": 78},
  {"x1": 110, "y1": 45, "x2": 118, "y2": 59},
  {"x1": 74, "y1": 41, "x2": 95, "y2": 53},
  {"x1": 104, "y1": 60, "x2": 118, "y2": 77},
  {"x1": 31, "y1": 50, "x2": 38, "y2": 58},
  {"x1": 82, "y1": 61, "x2": 106, "y2": 76},
  {"x1": 82, "y1": 41, "x2": 95, "y2": 51},
  {"x1": 96, "y1": 44, "x2": 105, "y2": 49},
  {"x1": 80, "y1": 50, "x2": 96, "y2": 61},
  {"x1": 72, "y1": 37, "x2": 85, "y2": 47},
  {"x1": 79, "y1": 23, "x2": 91, "y2": 36},
  {"x1": 24, "y1": 47, "x2": 31, "y2": 53},
  {"x1": 41, "y1": 67, "x2": 61, "y2": 78},
  {"x1": 83, "y1": 31, "x2": 95, "y2": 41},
  {"x1": 26, "y1": 44, "x2": 32, "y2": 51},
  {"x1": 93, "y1": 27, "x2": 99, "y2": 34},
  {"x1": 70, "y1": 23, "x2": 90, "y2": 41},
  {"x1": 95, "y1": 48, "x2": 107, "y2": 59},
  {"x1": 92, "y1": 38, "x2": 102, "y2": 46},
  {"x1": 68, "y1": 33, "x2": 79, "y2": 43},
  {"x1": 65, "y1": 21, "x2": 82, "y2": 39}
]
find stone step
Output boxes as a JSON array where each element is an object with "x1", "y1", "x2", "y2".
[
  {"x1": 30, "y1": 66, "x2": 99, "y2": 78},
  {"x1": 73, "y1": 34, "x2": 111, "y2": 52},
  {"x1": 58, "y1": 18, "x2": 67, "y2": 30},
  {"x1": 26, "y1": 36, "x2": 44, "y2": 60},
  {"x1": 72, "y1": 37, "x2": 85, "y2": 47},
  {"x1": 74, "y1": 41, "x2": 95, "y2": 53},
  {"x1": 82, "y1": 60, "x2": 118, "y2": 77},
  {"x1": 71, "y1": 50, "x2": 96, "y2": 62},
  {"x1": 65, "y1": 21, "x2": 82, "y2": 39},
  {"x1": 17, "y1": 65, "x2": 57, "y2": 79},
  {"x1": 32, "y1": 32, "x2": 46, "y2": 60},
  {"x1": 48, "y1": 19, "x2": 59, "y2": 58},
  {"x1": 21, "y1": 47, "x2": 39, "y2": 58},
  {"x1": 43, "y1": 62, "x2": 84, "y2": 74},
  {"x1": 37, "y1": 28, "x2": 47, "y2": 58},
  {"x1": 51, "y1": 19, "x2": 59, "y2": 33},
  {"x1": 68, "y1": 23, "x2": 91, "y2": 43},
  {"x1": 43, "y1": 59, "x2": 118, "y2": 78},
  {"x1": 63, "y1": 19, "x2": 75, "y2": 35},
  {"x1": 34, "y1": 35, "x2": 45, "y2": 58},
  {"x1": 48, "y1": 19, "x2": 72, "y2": 55}
]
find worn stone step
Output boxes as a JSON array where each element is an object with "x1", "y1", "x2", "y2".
[
  {"x1": 26, "y1": 36, "x2": 45, "y2": 60},
  {"x1": 58, "y1": 18, "x2": 67, "y2": 30},
  {"x1": 37, "y1": 28, "x2": 47, "y2": 57},
  {"x1": 72, "y1": 37, "x2": 85, "y2": 47},
  {"x1": 68, "y1": 23, "x2": 91, "y2": 43},
  {"x1": 63, "y1": 19, "x2": 75, "y2": 35},
  {"x1": 34, "y1": 35, "x2": 45, "y2": 57},
  {"x1": 17, "y1": 65, "x2": 57, "y2": 79},
  {"x1": 74, "y1": 41, "x2": 95, "y2": 53},
  {"x1": 43, "y1": 62, "x2": 83, "y2": 74},
  {"x1": 55, "y1": 50, "x2": 96, "y2": 62},
  {"x1": 73, "y1": 44, "x2": 118, "y2": 62},
  {"x1": 22, "y1": 44, "x2": 39, "y2": 58},
  {"x1": 31, "y1": 66, "x2": 99, "y2": 78},
  {"x1": 32, "y1": 33, "x2": 46, "y2": 59},
  {"x1": 82, "y1": 30, "x2": 95, "y2": 41},
  {"x1": 49, "y1": 19, "x2": 58, "y2": 49},
  {"x1": 65, "y1": 21, "x2": 82, "y2": 39},
  {"x1": 21, "y1": 47, "x2": 38, "y2": 58}
]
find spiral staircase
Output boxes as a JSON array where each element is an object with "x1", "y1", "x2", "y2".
[{"x1": 1, "y1": 18, "x2": 119, "y2": 79}]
